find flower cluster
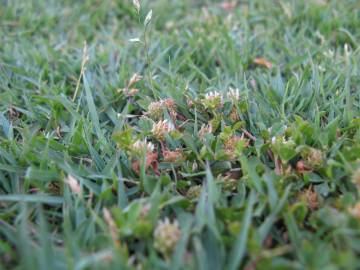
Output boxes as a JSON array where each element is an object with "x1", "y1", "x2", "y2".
[
  {"x1": 301, "y1": 187, "x2": 319, "y2": 211},
  {"x1": 222, "y1": 175, "x2": 238, "y2": 192},
  {"x1": 148, "y1": 98, "x2": 177, "y2": 120},
  {"x1": 163, "y1": 148, "x2": 185, "y2": 163},
  {"x1": 151, "y1": 119, "x2": 175, "y2": 141},
  {"x1": 304, "y1": 148, "x2": 325, "y2": 169},
  {"x1": 227, "y1": 87, "x2": 240, "y2": 101},
  {"x1": 223, "y1": 135, "x2": 248, "y2": 160},
  {"x1": 203, "y1": 91, "x2": 223, "y2": 110},
  {"x1": 130, "y1": 139, "x2": 155, "y2": 157},
  {"x1": 154, "y1": 218, "x2": 181, "y2": 258},
  {"x1": 198, "y1": 124, "x2": 212, "y2": 140},
  {"x1": 186, "y1": 185, "x2": 202, "y2": 200}
]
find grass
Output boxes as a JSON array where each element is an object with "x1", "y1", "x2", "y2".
[{"x1": 0, "y1": 0, "x2": 360, "y2": 269}]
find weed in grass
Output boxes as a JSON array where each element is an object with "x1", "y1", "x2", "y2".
[{"x1": 0, "y1": 0, "x2": 360, "y2": 269}]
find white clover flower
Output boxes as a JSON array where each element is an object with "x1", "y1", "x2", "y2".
[
  {"x1": 132, "y1": 139, "x2": 154, "y2": 154},
  {"x1": 154, "y1": 218, "x2": 181, "y2": 257},
  {"x1": 148, "y1": 98, "x2": 177, "y2": 120},
  {"x1": 203, "y1": 91, "x2": 223, "y2": 109},
  {"x1": 148, "y1": 101, "x2": 163, "y2": 119},
  {"x1": 205, "y1": 91, "x2": 222, "y2": 101},
  {"x1": 227, "y1": 87, "x2": 240, "y2": 101},
  {"x1": 151, "y1": 119, "x2": 175, "y2": 140}
]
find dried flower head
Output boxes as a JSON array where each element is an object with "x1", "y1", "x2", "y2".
[
  {"x1": 154, "y1": 218, "x2": 181, "y2": 257},
  {"x1": 66, "y1": 175, "x2": 82, "y2": 195},
  {"x1": 163, "y1": 98, "x2": 177, "y2": 119},
  {"x1": 151, "y1": 120, "x2": 175, "y2": 140},
  {"x1": 351, "y1": 167, "x2": 360, "y2": 189},
  {"x1": 229, "y1": 107, "x2": 239, "y2": 122},
  {"x1": 227, "y1": 87, "x2": 240, "y2": 101},
  {"x1": 198, "y1": 124, "x2": 212, "y2": 140},
  {"x1": 148, "y1": 98, "x2": 177, "y2": 120},
  {"x1": 223, "y1": 135, "x2": 248, "y2": 160},
  {"x1": 163, "y1": 148, "x2": 185, "y2": 163},
  {"x1": 301, "y1": 187, "x2": 319, "y2": 211},
  {"x1": 163, "y1": 98, "x2": 176, "y2": 111},
  {"x1": 348, "y1": 202, "x2": 360, "y2": 220},
  {"x1": 305, "y1": 148, "x2": 325, "y2": 169},
  {"x1": 296, "y1": 160, "x2": 312, "y2": 173}
]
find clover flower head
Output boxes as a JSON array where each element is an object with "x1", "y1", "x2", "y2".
[
  {"x1": 163, "y1": 148, "x2": 185, "y2": 163},
  {"x1": 306, "y1": 148, "x2": 325, "y2": 169},
  {"x1": 151, "y1": 119, "x2": 175, "y2": 140},
  {"x1": 154, "y1": 218, "x2": 181, "y2": 257},
  {"x1": 203, "y1": 91, "x2": 223, "y2": 109},
  {"x1": 224, "y1": 135, "x2": 248, "y2": 160},
  {"x1": 148, "y1": 101, "x2": 164, "y2": 119},
  {"x1": 186, "y1": 185, "x2": 202, "y2": 200},
  {"x1": 227, "y1": 87, "x2": 240, "y2": 101},
  {"x1": 131, "y1": 139, "x2": 154, "y2": 156},
  {"x1": 198, "y1": 124, "x2": 212, "y2": 140}
]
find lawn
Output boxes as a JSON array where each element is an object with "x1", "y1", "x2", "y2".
[{"x1": 0, "y1": 0, "x2": 360, "y2": 269}]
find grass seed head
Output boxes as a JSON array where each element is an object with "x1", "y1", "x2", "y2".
[
  {"x1": 133, "y1": 0, "x2": 141, "y2": 13},
  {"x1": 128, "y1": 73, "x2": 142, "y2": 87},
  {"x1": 66, "y1": 175, "x2": 82, "y2": 195},
  {"x1": 198, "y1": 124, "x2": 212, "y2": 140}
]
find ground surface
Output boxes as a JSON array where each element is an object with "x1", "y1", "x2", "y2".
[{"x1": 1, "y1": 0, "x2": 360, "y2": 269}]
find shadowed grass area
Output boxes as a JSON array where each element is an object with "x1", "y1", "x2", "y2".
[{"x1": 0, "y1": 0, "x2": 360, "y2": 269}]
